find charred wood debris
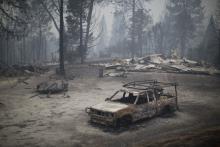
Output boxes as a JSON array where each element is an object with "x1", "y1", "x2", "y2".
[
  {"x1": 36, "y1": 80, "x2": 68, "y2": 94},
  {"x1": 1, "y1": 54, "x2": 219, "y2": 98},
  {"x1": 0, "y1": 61, "x2": 69, "y2": 97},
  {"x1": 0, "y1": 61, "x2": 49, "y2": 77}
]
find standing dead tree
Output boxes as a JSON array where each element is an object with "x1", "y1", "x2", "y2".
[{"x1": 59, "y1": 0, "x2": 65, "y2": 74}]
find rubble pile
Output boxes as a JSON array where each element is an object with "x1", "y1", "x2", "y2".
[
  {"x1": 91, "y1": 54, "x2": 220, "y2": 76},
  {"x1": 36, "y1": 80, "x2": 68, "y2": 94}
]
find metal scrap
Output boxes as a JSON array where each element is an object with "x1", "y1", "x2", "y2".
[{"x1": 36, "y1": 80, "x2": 68, "y2": 94}]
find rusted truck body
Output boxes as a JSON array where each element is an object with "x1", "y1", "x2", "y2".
[{"x1": 86, "y1": 80, "x2": 178, "y2": 127}]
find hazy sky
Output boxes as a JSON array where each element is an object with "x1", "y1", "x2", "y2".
[
  {"x1": 99, "y1": 0, "x2": 166, "y2": 35},
  {"x1": 100, "y1": 0, "x2": 218, "y2": 34},
  {"x1": 51, "y1": 0, "x2": 218, "y2": 38}
]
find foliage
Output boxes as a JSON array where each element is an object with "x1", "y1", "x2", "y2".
[
  {"x1": 0, "y1": 0, "x2": 30, "y2": 34},
  {"x1": 199, "y1": 16, "x2": 219, "y2": 65},
  {"x1": 66, "y1": 0, "x2": 95, "y2": 63},
  {"x1": 166, "y1": 0, "x2": 204, "y2": 57}
]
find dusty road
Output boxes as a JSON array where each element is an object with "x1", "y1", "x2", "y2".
[{"x1": 0, "y1": 65, "x2": 220, "y2": 147}]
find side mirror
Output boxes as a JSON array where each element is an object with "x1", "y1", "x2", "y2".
[{"x1": 85, "y1": 107, "x2": 91, "y2": 113}]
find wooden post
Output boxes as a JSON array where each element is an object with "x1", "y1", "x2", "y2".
[
  {"x1": 99, "y1": 67, "x2": 104, "y2": 78},
  {"x1": 175, "y1": 84, "x2": 179, "y2": 110},
  {"x1": 153, "y1": 91, "x2": 158, "y2": 114}
]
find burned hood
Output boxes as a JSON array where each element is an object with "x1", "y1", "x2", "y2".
[{"x1": 91, "y1": 101, "x2": 129, "y2": 113}]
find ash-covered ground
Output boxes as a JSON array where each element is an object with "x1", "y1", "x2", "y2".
[{"x1": 0, "y1": 64, "x2": 220, "y2": 147}]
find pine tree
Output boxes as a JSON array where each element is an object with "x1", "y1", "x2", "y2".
[
  {"x1": 216, "y1": 0, "x2": 220, "y2": 66},
  {"x1": 66, "y1": 0, "x2": 94, "y2": 63},
  {"x1": 0, "y1": 0, "x2": 31, "y2": 65},
  {"x1": 216, "y1": 1, "x2": 220, "y2": 29},
  {"x1": 129, "y1": 8, "x2": 152, "y2": 57},
  {"x1": 29, "y1": 0, "x2": 51, "y2": 63},
  {"x1": 109, "y1": 10, "x2": 127, "y2": 57},
  {"x1": 201, "y1": 16, "x2": 219, "y2": 65},
  {"x1": 167, "y1": 0, "x2": 204, "y2": 58}
]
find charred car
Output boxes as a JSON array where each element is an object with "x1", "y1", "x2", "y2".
[{"x1": 85, "y1": 80, "x2": 178, "y2": 127}]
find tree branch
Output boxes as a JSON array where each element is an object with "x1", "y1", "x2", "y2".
[
  {"x1": 39, "y1": 0, "x2": 59, "y2": 32},
  {"x1": 51, "y1": 0, "x2": 60, "y2": 14},
  {"x1": 0, "y1": 6, "x2": 17, "y2": 22}
]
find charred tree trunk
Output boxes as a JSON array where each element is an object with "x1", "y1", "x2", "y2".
[
  {"x1": 218, "y1": 30, "x2": 220, "y2": 67},
  {"x1": 80, "y1": 0, "x2": 84, "y2": 64},
  {"x1": 20, "y1": 37, "x2": 22, "y2": 64},
  {"x1": 131, "y1": 0, "x2": 136, "y2": 58},
  {"x1": 0, "y1": 34, "x2": 2, "y2": 61},
  {"x1": 23, "y1": 34, "x2": 26, "y2": 64},
  {"x1": 59, "y1": 0, "x2": 65, "y2": 75},
  {"x1": 6, "y1": 32, "x2": 9, "y2": 65},
  {"x1": 84, "y1": 0, "x2": 94, "y2": 54},
  {"x1": 180, "y1": 35, "x2": 186, "y2": 58},
  {"x1": 138, "y1": 9, "x2": 144, "y2": 57},
  {"x1": 39, "y1": 25, "x2": 42, "y2": 62},
  {"x1": 11, "y1": 36, "x2": 14, "y2": 65},
  {"x1": 180, "y1": 2, "x2": 187, "y2": 58},
  {"x1": 32, "y1": 38, "x2": 35, "y2": 63},
  {"x1": 9, "y1": 35, "x2": 13, "y2": 65},
  {"x1": 44, "y1": 37, "x2": 47, "y2": 62}
]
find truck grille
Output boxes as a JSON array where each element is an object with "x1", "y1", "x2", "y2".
[{"x1": 91, "y1": 109, "x2": 114, "y2": 117}]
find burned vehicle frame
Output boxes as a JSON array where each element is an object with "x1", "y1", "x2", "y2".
[{"x1": 86, "y1": 80, "x2": 178, "y2": 127}]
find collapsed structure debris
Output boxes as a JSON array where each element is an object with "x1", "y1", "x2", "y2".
[
  {"x1": 91, "y1": 54, "x2": 220, "y2": 76},
  {"x1": 104, "y1": 71, "x2": 127, "y2": 78},
  {"x1": 36, "y1": 80, "x2": 68, "y2": 94},
  {"x1": 0, "y1": 61, "x2": 49, "y2": 77},
  {"x1": 12, "y1": 65, "x2": 48, "y2": 74}
]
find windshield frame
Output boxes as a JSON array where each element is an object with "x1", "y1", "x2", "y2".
[{"x1": 108, "y1": 90, "x2": 140, "y2": 105}]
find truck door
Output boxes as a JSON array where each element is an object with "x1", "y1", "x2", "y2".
[{"x1": 133, "y1": 93, "x2": 149, "y2": 121}]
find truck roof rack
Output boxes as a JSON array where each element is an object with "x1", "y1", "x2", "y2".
[{"x1": 123, "y1": 80, "x2": 177, "y2": 91}]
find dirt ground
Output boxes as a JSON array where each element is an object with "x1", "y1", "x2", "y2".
[{"x1": 0, "y1": 64, "x2": 220, "y2": 147}]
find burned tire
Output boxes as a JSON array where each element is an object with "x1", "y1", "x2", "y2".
[
  {"x1": 160, "y1": 105, "x2": 174, "y2": 116},
  {"x1": 116, "y1": 115, "x2": 132, "y2": 128}
]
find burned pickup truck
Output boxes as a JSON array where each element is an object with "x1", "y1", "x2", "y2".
[{"x1": 86, "y1": 80, "x2": 178, "y2": 127}]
